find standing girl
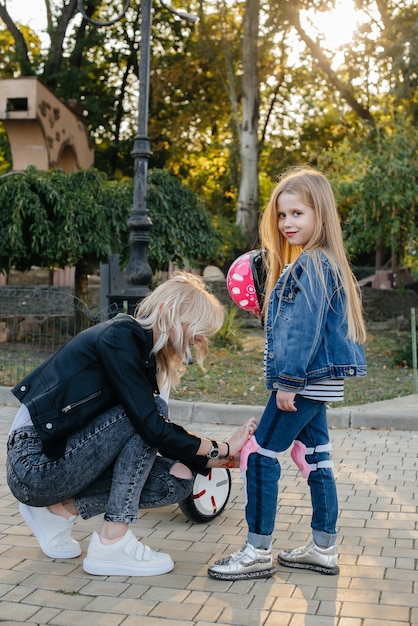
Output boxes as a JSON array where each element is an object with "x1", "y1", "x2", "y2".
[{"x1": 208, "y1": 166, "x2": 367, "y2": 580}]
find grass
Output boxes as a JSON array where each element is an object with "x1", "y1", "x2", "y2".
[
  {"x1": 0, "y1": 345, "x2": 48, "y2": 387},
  {"x1": 171, "y1": 326, "x2": 416, "y2": 407}
]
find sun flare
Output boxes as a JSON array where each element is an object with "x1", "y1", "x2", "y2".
[{"x1": 301, "y1": 0, "x2": 365, "y2": 50}]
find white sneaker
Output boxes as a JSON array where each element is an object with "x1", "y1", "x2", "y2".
[
  {"x1": 19, "y1": 503, "x2": 81, "y2": 559},
  {"x1": 83, "y1": 529, "x2": 174, "y2": 576}
]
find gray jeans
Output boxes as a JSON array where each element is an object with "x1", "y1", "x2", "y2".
[{"x1": 6, "y1": 404, "x2": 194, "y2": 523}]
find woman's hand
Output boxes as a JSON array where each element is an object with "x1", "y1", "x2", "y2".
[
  {"x1": 226, "y1": 417, "x2": 258, "y2": 456},
  {"x1": 206, "y1": 418, "x2": 258, "y2": 469},
  {"x1": 206, "y1": 417, "x2": 258, "y2": 467}
]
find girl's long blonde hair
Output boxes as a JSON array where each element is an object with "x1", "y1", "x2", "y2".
[
  {"x1": 259, "y1": 166, "x2": 366, "y2": 343},
  {"x1": 134, "y1": 271, "x2": 225, "y2": 389}
]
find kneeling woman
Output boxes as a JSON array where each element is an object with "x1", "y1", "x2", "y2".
[{"x1": 7, "y1": 272, "x2": 257, "y2": 577}]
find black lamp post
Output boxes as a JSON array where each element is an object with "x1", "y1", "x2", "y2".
[
  {"x1": 77, "y1": 0, "x2": 197, "y2": 314},
  {"x1": 120, "y1": 0, "x2": 153, "y2": 309}
]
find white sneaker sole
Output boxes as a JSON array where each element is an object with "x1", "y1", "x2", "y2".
[
  {"x1": 19, "y1": 503, "x2": 81, "y2": 559},
  {"x1": 83, "y1": 556, "x2": 174, "y2": 576}
]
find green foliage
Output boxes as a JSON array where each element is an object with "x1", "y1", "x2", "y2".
[
  {"x1": 212, "y1": 305, "x2": 244, "y2": 350},
  {"x1": 390, "y1": 332, "x2": 418, "y2": 368},
  {"x1": 0, "y1": 168, "x2": 60, "y2": 271},
  {"x1": 320, "y1": 111, "x2": 418, "y2": 272},
  {"x1": 0, "y1": 124, "x2": 11, "y2": 176},
  {"x1": 1, "y1": 0, "x2": 418, "y2": 269},
  {"x1": 0, "y1": 167, "x2": 119, "y2": 272},
  {"x1": 352, "y1": 266, "x2": 376, "y2": 281},
  {"x1": 145, "y1": 169, "x2": 221, "y2": 271},
  {"x1": 210, "y1": 214, "x2": 248, "y2": 274},
  {"x1": 148, "y1": 5, "x2": 243, "y2": 214},
  {"x1": 0, "y1": 166, "x2": 221, "y2": 276}
]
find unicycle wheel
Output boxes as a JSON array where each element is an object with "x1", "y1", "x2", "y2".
[{"x1": 178, "y1": 467, "x2": 232, "y2": 523}]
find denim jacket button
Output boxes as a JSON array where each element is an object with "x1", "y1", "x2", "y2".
[
  {"x1": 45, "y1": 422, "x2": 53, "y2": 430},
  {"x1": 268, "y1": 352, "x2": 274, "y2": 359},
  {"x1": 349, "y1": 368, "x2": 355, "y2": 375},
  {"x1": 273, "y1": 382, "x2": 279, "y2": 388},
  {"x1": 20, "y1": 385, "x2": 27, "y2": 392}
]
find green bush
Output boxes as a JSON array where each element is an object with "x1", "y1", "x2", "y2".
[
  {"x1": 213, "y1": 305, "x2": 244, "y2": 350},
  {"x1": 391, "y1": 333, "x2": 417, "y2": 368}
]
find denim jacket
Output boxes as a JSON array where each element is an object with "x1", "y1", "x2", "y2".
[{"x1": 265, "y1": 250, "x2": 367, "y2": 393}]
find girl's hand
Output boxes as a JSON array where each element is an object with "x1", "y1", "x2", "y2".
[{"x1": 276, "y1": 390, "x2": 297, "y2": 412}]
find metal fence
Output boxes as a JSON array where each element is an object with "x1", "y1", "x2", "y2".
[{"x1": 0, "y1": 287, "x2": 118, "y2": 386}]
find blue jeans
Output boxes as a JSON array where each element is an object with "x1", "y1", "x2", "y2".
[
  {"x1": 6, "y1": 404, "x2": 194, "y2": 523},
  {"x1": 246, "y1": 393, "x2": 338, "y2": 549}
]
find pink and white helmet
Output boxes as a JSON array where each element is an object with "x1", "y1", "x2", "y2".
[{"x1": 226, "y1": 250, "x2": 265, "y2": 313}]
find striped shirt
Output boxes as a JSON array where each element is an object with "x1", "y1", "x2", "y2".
[{"x1": 300, "y1": 379, "x2": 344, "y2": 402}]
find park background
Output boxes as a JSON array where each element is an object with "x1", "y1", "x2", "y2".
[{"x1": 0, "y1": 0, "x2": 417, "y2": 401}]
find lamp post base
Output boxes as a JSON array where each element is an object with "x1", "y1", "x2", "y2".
[{"x1": 108, "y1": 288, "x2": 151, "y2": 316}]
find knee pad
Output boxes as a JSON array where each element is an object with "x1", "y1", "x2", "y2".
[
  {"x1": 291, "y1": 440, "x2": 333, "y2": 478},
  {"x1": 239, "y1": 435, "x2": 279, "y2": 467},
  {"x1": 240, "y1": 436, "x2": 280, "y2": 506}
]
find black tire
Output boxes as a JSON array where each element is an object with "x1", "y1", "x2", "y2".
[{"x1": 178, "y1": 467, "x2": 232, "y2": 523}]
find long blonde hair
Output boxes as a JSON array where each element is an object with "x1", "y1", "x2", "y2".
[
  {"x1": 259, "y1": 166, "x2": 366, "y2": 343},
  {"x1": 134, "y1": 271, "x2": 225, "y2": 389}
]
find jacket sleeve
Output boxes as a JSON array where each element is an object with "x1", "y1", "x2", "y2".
[
  {"x1": 274, "y1": 255, "x2": 336, "y2": 391},
  {"x1": 96, "y1": 321, "x2": 209, "y2": 473}
]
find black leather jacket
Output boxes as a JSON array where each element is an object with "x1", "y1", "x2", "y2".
[{"x1": 12, "y1": 314, "x2": 208, "y2": 473}]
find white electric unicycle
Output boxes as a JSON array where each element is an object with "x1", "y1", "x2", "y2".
[{"x1": 179, "y1": 467, "x2": 232, "y2": 523}]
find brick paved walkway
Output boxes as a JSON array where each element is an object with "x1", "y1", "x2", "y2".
[{"x1": 0, "y1": 405, "x2": 417, "y2": 625}]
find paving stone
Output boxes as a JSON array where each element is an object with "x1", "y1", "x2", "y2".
[{"x1": 0, "y1": 406, "x2": 417, "y2": 625}]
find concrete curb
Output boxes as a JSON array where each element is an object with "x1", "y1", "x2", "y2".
[
  {"x1": 2, "y1": 386, "x2": 417, "y2": 430},
  {"x1": 168, "y1": 395, "x2": 418, "y2": 430}
]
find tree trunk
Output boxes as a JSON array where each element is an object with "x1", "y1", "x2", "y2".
[
  {"x1": 0, "y1": 4, "x2": 33, "y2": 75},
  {"x1": 236, "y1": 0, "x2": 260, "y2": 246}
]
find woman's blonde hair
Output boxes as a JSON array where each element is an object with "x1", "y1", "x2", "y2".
[
  {"x1": 259, "y1": 166, "x2": 366, "y2": 343},
  {"x1": 134, "y1": 271, "x2": 225, "y2": 389}
]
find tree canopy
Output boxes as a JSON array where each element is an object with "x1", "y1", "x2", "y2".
[
  {"x1": 320, "y1": 112, "x2": 418, "y2": 277},
  {"x1": 0, "y1": 0, "x2": 417, "y2": 275},
  {"x1": 0, "y1": 166, "x2": 220, "y2": 301}
]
